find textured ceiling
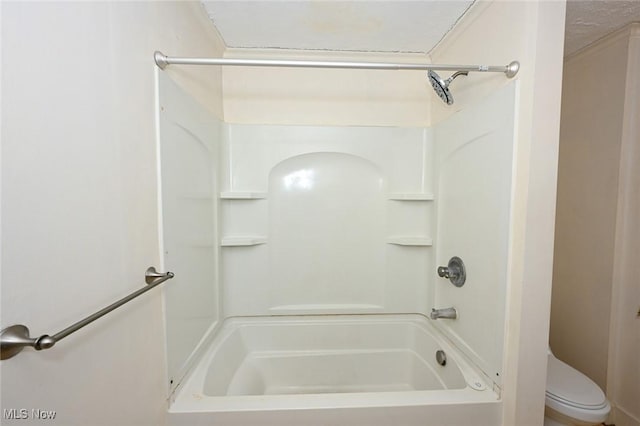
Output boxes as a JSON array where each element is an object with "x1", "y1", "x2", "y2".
[
  {"x1": 565, "y1": 0, "x2": 640, "y2": 56},
  {"x1": 202, "y1": 1, "x2": 475, "y2": 53},
  {"x1": 203, "y1": 1, "x2": 640, "y2": 57}
]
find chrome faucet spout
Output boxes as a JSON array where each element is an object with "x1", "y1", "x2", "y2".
[{"x1": 430, "y1": 307, "x2": 458, "y2": 320}]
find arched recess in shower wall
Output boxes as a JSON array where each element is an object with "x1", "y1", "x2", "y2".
[{"x1": 268, "y1": 152, "x2": 388, "y2": 312}]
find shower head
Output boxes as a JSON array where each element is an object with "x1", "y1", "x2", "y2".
[{"x1": 427, "y1": 70, "x2": 469, "y2": 105}]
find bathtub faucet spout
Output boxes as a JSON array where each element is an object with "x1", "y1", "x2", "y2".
[{"x1": 430, "y1": 307, "x2": 457, "y2": 320}]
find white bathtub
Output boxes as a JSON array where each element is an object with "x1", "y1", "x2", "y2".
[{"x1": 168, "y1": 314, "x2": 502, "y2": 425}]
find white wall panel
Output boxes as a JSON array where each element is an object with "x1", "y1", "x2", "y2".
[
  {"x1": 220, "y1": 124, "x2": 433, "y2": 316},
  {"x1": 157, "y1": 73, "x2": 222, "y2": 390},
  {"x1": 433, "y1": 82, "x2": 517, "y2": 385}
]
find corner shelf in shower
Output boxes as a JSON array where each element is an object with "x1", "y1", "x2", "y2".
[
  {"x1": 220, "y1": 236, "x2": 267, "y2": 247},
  {"x1": 388, "y1": 193, "x2": 434, "y2": 201},
  {"x1": 220, "y1": 192, "x2": 267, "y2": 200},
  {"x1": 386, "y1": 237, "x2": 433, "y2": 246}
]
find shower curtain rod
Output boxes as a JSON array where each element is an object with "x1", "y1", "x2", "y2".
[{"x1": 154, "y1": 51, "x2": 520, "y2": 78}]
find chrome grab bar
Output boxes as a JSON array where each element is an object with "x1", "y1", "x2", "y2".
[{"x1": 0, "y1": 267, "x2": 174, "y2": 361}]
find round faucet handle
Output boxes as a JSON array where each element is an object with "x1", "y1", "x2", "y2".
[
  {"x1": 437, "y1": 266, "x2": 450, "y2": 278},
  {"x1": 437, "y1": 257, "x2": 466, "y2": 287}
]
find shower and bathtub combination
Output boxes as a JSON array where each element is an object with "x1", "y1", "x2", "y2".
[{"x1": 154, "y1": 53, "x2": 519, "y2": 425}]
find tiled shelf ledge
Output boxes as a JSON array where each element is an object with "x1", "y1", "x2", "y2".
[
  {"x1": 220, "y1": 192, "x2": 267, "y2": 200},
  {"x1": 220, "y1": 237, "x2": 267, "y2": 247},
  {"x1": 388, "y1": 193, "x2": 434, "y2": 201},
  {"x1": 387, "y1": 237, "x2": 433, "y2": 246}
]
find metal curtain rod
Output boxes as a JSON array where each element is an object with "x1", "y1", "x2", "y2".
[
  {"x1": 154, "y1": 51, "x2": 520, "y2": 78},
  {"x1": 0, "y1": 267, "x2": 175, "y2": 360}
]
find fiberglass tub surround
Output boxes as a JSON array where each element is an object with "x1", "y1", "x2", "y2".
[{"x1": 156, "y1": 73, "x2": 517, "y2": 423}]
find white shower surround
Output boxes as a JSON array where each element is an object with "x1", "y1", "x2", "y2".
[{"x1": 156, "y1": 72, "x2": 517, "y2": 423}]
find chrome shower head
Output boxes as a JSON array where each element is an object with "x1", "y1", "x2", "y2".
[{"x1": 427, "y1": 70, "x2": 469, "y2": 105}]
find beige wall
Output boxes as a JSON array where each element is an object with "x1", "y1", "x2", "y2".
[
  {"x1": 1, "y1": 2, "x2": 223, "y2": 425},
  {"x1": 430, "y1": 1, "x2": 566, "y2": 425},
  {"x1": 552, "y1": 23, "x2": 640, "y2": 425},
  {"x1": 222, "y1": 49, "x2": 430, "y2": 126},
  {"x1": 551, "y1": 27, "x2": 629, "y2": 388}
]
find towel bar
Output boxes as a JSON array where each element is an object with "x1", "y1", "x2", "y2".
[{"x1": 0, "y1": 267, "x2": 174, "y2": 360}]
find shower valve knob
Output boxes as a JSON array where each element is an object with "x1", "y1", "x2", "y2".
[
  {"x1": 437, "y1": 266, "x2": 452, "y2": 278},
  {"x1": 437, "y1": 256, "x2": 466, "y2": 287}
]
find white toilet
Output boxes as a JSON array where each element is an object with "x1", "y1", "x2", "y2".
[{"x1": 545, "y1": 348, "x2": 611, "y2": 426}]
